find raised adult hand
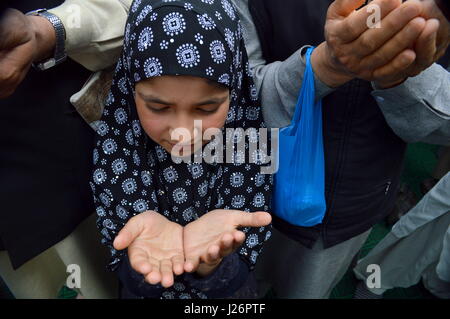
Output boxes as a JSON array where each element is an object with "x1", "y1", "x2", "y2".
[
  {"x1": 420, "y1": 0, "x2": 450, "y2": 61},
  {"x1": 312, "y1": 0, "x2": 426, "y2": 87},
  {"x1": 374, "y1": 0, "x2": 450, "y2": 88},
  {"x1": 113, "y1": 211, "x2": 185, "y2": 288},
  {"x1": 0, "y1": 9, "x2": 55, "y2": 98},
  {"x1": 183, "y1": 209, "x2": 272, "y2": 276}
]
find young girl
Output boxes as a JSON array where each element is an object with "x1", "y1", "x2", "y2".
[{"x1": 91, "y1": 0, "x2": 274, "y2": 299}]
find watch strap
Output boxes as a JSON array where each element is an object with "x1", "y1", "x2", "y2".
[{"x1": 26, "y1": 9, "x2": 67, "y2": 70}]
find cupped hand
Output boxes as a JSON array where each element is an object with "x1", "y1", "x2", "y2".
[
  {"x1": 113, "y1": 211, "x2": 185, "y2": 288},
  {"x1": 315, "y1": 0, "x2": 426, "y2": 87},
  {"x1": 182, "y1": 209, "x2": 272, "y2": 275},
  {"x1": 374, "y1": 0, "x2": 450, "y2": 88},
  {"x1": 316, "y1": 0, "x2": 449, "y2": 89}
]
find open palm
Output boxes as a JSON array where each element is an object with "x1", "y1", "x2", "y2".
[{"x1": 113, "y1": 211, "x2": 184, "y2": 288}]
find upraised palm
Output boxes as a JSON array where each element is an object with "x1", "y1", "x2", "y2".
[
  {"x1": 114, "y1": 209, "x2": 271, "y2": 286},
  {"x1": 113, "y1": 211, "x2": 184, "y2": 288}
]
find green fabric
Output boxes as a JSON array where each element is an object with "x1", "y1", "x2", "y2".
[{"x1": 57, "y1": 286, "x2": 79, "y2": 299}]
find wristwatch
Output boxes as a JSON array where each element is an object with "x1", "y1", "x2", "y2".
[{"x1": 26, "y1": 8, "x2": 67, "y2": 71}]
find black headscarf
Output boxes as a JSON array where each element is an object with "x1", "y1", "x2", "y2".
[{"x1": 91, "y1": 0, "x2": 273, "y2": 298}]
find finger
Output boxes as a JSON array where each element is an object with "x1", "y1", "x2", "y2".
[
  {"x1": 217, "y1": 233, "x2": 235, "y2": 258},
  {"x1": 113, "y1": 217, "x2": 144, "y2": 250},
  {"x1": 328, "y1": 0, "x2": 368, "y2": 19},
  {"x1": 184, "y1": 256, "x2": 200, "y2": 273},
  {"x1": 415, "y1": 19, "x2": 439, "y2": 69},
  {"x1": 233, "y1": 231, "x2": 246, "y2": 244},
  {"x1": 333, "y1": 0, "x2": 402, "y2": 43},
  {"x1": 434, "y1": 16, "x2": 449, "y2": 56},
  {"x1": 217, "y1": 231, "x2": 246, "y2": 259},
  {"x1": 359, "y1": 17, "x2": 426, "y2": 72},
  {"x1": 145, "y1": 258, "x2": 162, "y2": 285},
  {"x1": 206, "y1": 244, "x2": 221, "y2": 263},
  {"x1": 352, "y1": 0, "x2": 423, "y2": 56},
  {"x1": 233, "y1": 211, "x2": 272, "y2": 228},
  {"x1": 231, "y1": 231, "x2": 246, "y2": 251},
  {"x1": 160, "y1": 259, "x2": 175, "y2": 288},
  {"x1": 128, "y1": 248, "x2": 152, "y2": 275},
  {"x1": 221, "y1": 232, "x2": 235, "y2": 250},
  {"x1": 171, "y1": 255, "x2": 185, "y2": 276},
  {"x1": 373, "y1": 49, "x2": 416, "y2": 81}
]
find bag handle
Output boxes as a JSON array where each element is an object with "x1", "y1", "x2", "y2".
[{"x1": 291, "y1": 46, "x2": 316, "y2": 132}]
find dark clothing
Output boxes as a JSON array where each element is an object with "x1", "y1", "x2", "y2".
[
  {"x1": 0, "y1": 0, "x2": 94, "y2": 268},
  {"x1": 118, "y1": 253, "x2": 253, "y2": 299},
  {"x1": 249, "y1": 0, "x2": 450, "y2": 249}
]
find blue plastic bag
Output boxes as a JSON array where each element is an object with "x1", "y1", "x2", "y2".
[{"x1": 273, "y1": 47, "x2": 326, "y2": 227}]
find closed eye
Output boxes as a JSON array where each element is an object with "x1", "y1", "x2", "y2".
[
  {"x1": 147, "y1": 105, "x2": 170, "y2": 113},
  {"x1": 197, "y1": 106, "x2": 219, "y2": 114}
]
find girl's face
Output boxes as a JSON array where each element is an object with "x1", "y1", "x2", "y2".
[{"x1": 135, "y1": 75, "x2": 230, "y2": 155}]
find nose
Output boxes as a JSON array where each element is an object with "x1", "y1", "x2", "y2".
[
  {"x1": 169, "y1": 119, "x2": 201, "y2": 145},
  {"x1": 192, "y1": 126, "x2": 200, "y2": 141}
]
